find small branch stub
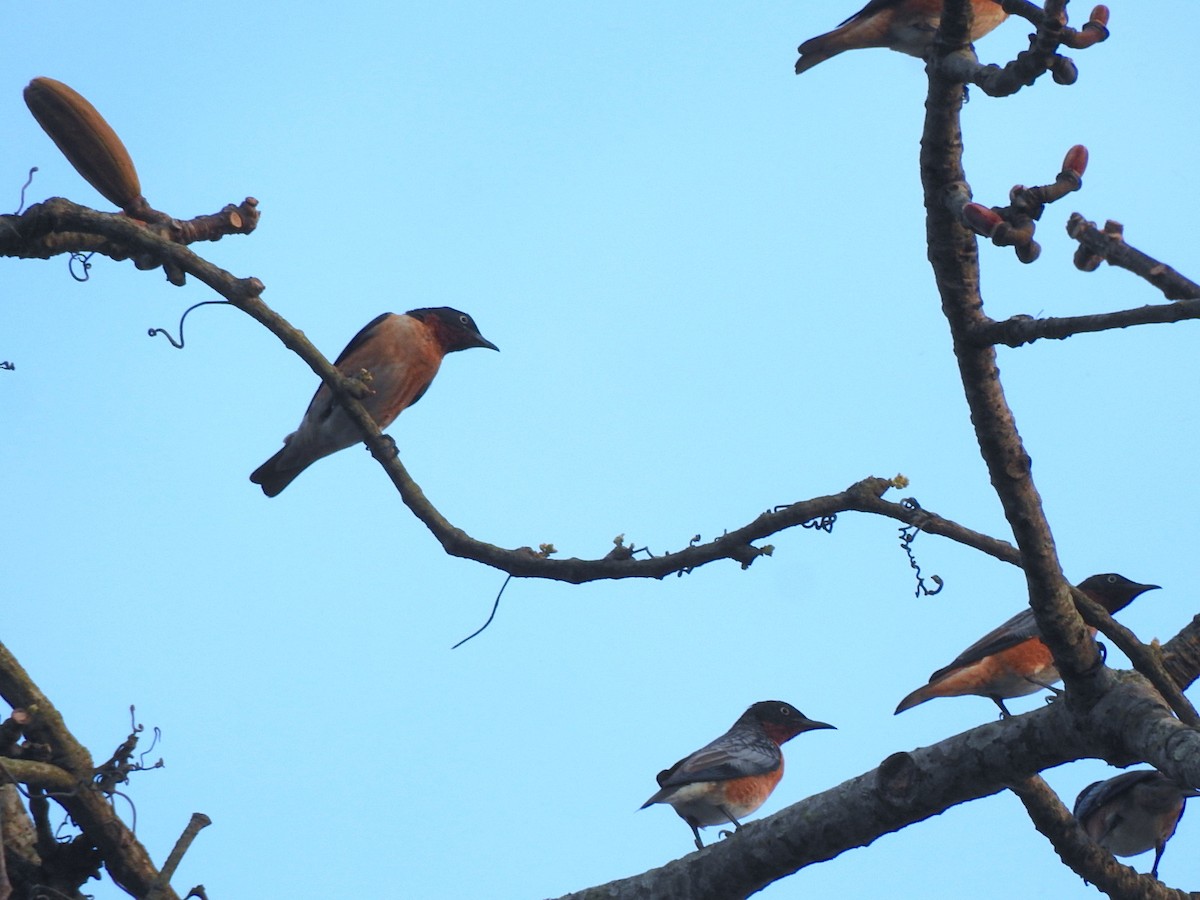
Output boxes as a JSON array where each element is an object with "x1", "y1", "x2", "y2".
[{"x1": 1066, "y1": 214, "x2": 1200, "y2": 300}]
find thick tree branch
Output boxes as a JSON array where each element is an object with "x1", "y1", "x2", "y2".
[
  {"x1": 1162, "y1": 615, "x2": 1200, "y2": 692},
  {"x1": 559, "y1": 665, "x2": 1200, "y2": 899},
  {"x1": 1073, "y1": 591, "x2": 1200, "y2": 728},
  {"x1": 924, "y1": 0, "x2": 1100, "y2": 706},
  {"x1": 0, "y1": 758, "x2": 75, "y2": 792}
]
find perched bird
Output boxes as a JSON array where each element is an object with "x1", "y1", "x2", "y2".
[
  {"x1": 641, "y1": 701, "x2": 835, "y2": 849},
  {"x1": 894, "y1": 574, "x2": 1159, "y2": 717},
  {"x1": 250, "y1": 307, "x2": 498, "y2": 497},
  {"x1": 1074, "y1": 769, "x2": 1198, "y2": 879},
  {"x1": 795, "y1": 0, "x2": 1009, "y2": 74}
]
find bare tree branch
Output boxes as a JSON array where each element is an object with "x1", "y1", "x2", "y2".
[
  {"x1": 0, "y1": 642, "x2": 178, "y2": 900},
  {"x1": 1067, "y1": 214, "x2": 1200, "y2": 301},
  {"x1": 933, "y1": 0, "x2": 1109, "y2": 97},
  {"x1": 1163, "y1": 615, "x2": 1200, "y2": 692},
  {"x1": 976, "y1": 298, "x2": 1200, "y2": 348},
  {"x1": 923, "y1": 0, "x2": 1101, "y2": 705},
  {"x1": 1072, "y1": 590, "x2": 1200, "y2": 727},
  {"x1": 558, "y1": 667, "x2": 1200, "y2": 899},
  {"x1": 1007, "y1": 775, "x2": 1189, "y2": 900},
  {"x1": 0, "y1": 200, "x2": 1029, "y2": 583}
]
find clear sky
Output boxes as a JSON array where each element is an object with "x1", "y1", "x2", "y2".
[{"x1": 2, "y1": 2, "x2": 1197, "y2": 897}]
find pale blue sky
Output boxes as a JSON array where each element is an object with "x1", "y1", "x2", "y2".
[{"x1": 2, "y1": 3, "x2": 1197, "y2": 897}]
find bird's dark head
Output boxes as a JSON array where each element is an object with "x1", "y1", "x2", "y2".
[
  {"x1": 1077, "y1": 573, "x2": 1160, "y2": 614},
  {"x1": 745, "y1": 700, "x2": 835, "y2": 745},
  {"x1": 407, "y1": 307, "x2": 499, "y2": 353}
]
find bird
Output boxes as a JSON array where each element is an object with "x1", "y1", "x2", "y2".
[
  {"x1": 640, "y1": 701, "x2": 835, "y2": 850},
  {"x1": 795, "y1": 0, "x2": 1009, "y2": 74},
  {"x1": 894, "y1": 574, "x2": 1160, "y2": 717},
  {"x1": 1074, "y1": 769, "x2": 1198, "y2": 879},
  {"x1": 250, "y1": 307, "x2": 498, "y2": 497}
]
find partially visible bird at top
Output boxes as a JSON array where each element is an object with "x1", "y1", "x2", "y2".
[
  {"x1": 795, "y1": 0, "x2": 1009, "y2": 74},
  {"x1": 640, "y1": 700, "x2": 835, "y2": 850},
  {"x1": 250, "y1": 307, "x2": 498, "y2": 497},
  {"x1": 1074, "y1": 769, "x2": 1198, "y2": 880},
  {"x1": 894, "y1": 574, "x2": 1160, "y2": 718}
]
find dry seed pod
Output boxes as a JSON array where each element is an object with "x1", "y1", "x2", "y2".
[{"x1": 23, "y1": 76, "x2": 143, "y2": 210}]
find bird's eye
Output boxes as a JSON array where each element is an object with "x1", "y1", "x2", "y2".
[
  {"x1": 780, "y1": 705, "x2": 791, "y2": 716},
  {"x1": 459, "y1": 314, "x2": 470, "y2": 327},
  {"x1": 1106, "y1": 575, "x2": 1117, "y2": 584}
]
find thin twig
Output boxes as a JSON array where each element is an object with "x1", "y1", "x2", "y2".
[{"x1": 1067, "y1": 215, "x2": 1200, "y2": 301}]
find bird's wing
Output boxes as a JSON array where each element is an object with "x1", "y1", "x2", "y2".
[
  {"x1": 288, "y1": 312, "x2": 397, "y2": 425},
  {"x1": 837, "y1": 0, "x2": 904, "y2": 27},
  {"x1": 332, "y1": 312, "x2": 394, "y2": 367},
  {"x1": 929, "y1": 608, "x2": 1043, "y2": 680},
  {"x1": 1073, "y1": 770, "x2": 1164, "y2": 820},
  {"x1": 656, "y1": 731, "x2": 779, "y2": 787}
]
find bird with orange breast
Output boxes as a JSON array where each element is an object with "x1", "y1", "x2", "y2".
[
  {"x1": 894, "y1": 574, "x2": 1159, "y2": 717},
  {"x1": 641, "y1": 701, "x2": 835, "y2": 850},
  {"x1": 1074, "y1": 769, "x2": 1198, "y2": 879},
  {"x1": 795, "y1": 0, "x2": 1009, "y2": 74},
  {"x1": 250, "y1": 307, "x2": 498, "y2": 497}
]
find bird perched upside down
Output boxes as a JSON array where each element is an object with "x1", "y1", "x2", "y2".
[
  {"x1": 1074, "y1": 769, "x2": 1198, "y2": 879},
  {"x1": 250, "y1": 307, "x2": 498, "y2": 497},
  {"x1": 894, "y1": 574, "x2": 1159, "y2": 717},
  {"x1": 795, "y1": 0, "x2": 1009, "y2": 74},
  {"x1": 641, "y1": 701, "x2": 835, "y2": 850}
]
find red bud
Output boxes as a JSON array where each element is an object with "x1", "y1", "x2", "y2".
[
  {"x1": 1062, "y1": 146, "x2": 1087, "y2": 179},
  {"x1": 962, "y1": 203, "x2": 1004, "y2": 237}
]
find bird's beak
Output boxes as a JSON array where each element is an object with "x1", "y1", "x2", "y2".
[
  {"x1": 803, "y1": 719, "x2": 836, "y2": 732},
  {"x1": 474, "y1": 335, "x2": 500, "y2": 352}
]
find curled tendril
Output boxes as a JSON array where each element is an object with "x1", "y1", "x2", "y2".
[
  {"x1": 68, "y1": 251, "x2": 94, "y2": 282},
  {"x1": 802, "y1": 515, "x2": 837, "y2": 533},
  {"x1": 138, "y1": 726, "x2": 163, "y2": 770},
  {"x1": 898, "y1": 497, "x2": 943, "y2": 597},
  {"x1": 452, "y1": 574, "x2": 513, "y2": 649},
  {"x1": 148, "y1": 301, "x2": 230, "y2": 349},
  {"x1": 16, "y1": 166, "x2": 37, "y2": 214},
  {"x1": 108, "y1": 787, "x2": 138, "y2": 834}
]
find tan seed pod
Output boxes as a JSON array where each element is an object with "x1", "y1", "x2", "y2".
[{"x1": 23, "y1": 76, "x2": 143, "y2": 210}]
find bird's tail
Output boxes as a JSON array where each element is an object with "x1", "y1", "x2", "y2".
[
  {"x1": 795, "y1": 36, "x2": 845, "y2": 74},
  {"x1": 893, "y1": 683, "x2": 936, "y2": 715},
  {"x1": 249, "y1": 446, "x2": 311, "y2": 498},
  {"x1": 794, "y1": 15, "x2": 885, "y2": 74}
]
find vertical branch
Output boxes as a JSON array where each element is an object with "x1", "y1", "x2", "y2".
[
  {"x1": 0, "y1": 793, "x2": 10, "y2": 900},
  {"x1": 921, "y1": 0, "x2": 1098, "y2": 693}
]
